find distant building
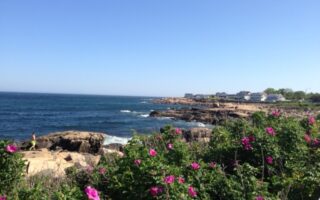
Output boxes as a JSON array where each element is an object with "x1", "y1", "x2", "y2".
[
  {"x1": 266, "y1": 94, "x2": 286, "y2": 102},
  {"x1": 184, "y1": 93, "x2": 194, "y2": 98},
  {"x1": 236, "y1": 91, "x2": 251, "y2": 101},
  {"x1": 216, "y1": 92, "x2": 229, "y2": 99},
  {"x1": 250, "y1": 92, "x2": 267, "y2": 102},
  {"x1": 227, "y1": 94, "x2": 237, "y2": 100},
  {"x1": 194, "y1": 94, "x2": 210, "y2": 100}
]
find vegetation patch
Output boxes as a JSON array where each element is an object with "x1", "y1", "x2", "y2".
[{"x1": 1, "y1": 112, "x2": 320, "y2": 199}]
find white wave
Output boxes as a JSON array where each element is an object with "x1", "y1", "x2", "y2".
[
  {"x1": 186, "y1": 121, "x2": 211, "y2": 128},
  {"x1": 156, "y1": 116, "x2": 173, "y2": 120},
  {"x1": 140, "y1": 101, "x2": 148, "y2": 104},
  {"x1": 120, "y1": 110, "x2": 131, "y2": 113},
  {"x1": 103, "y1": 134, "x2": 131, "y2": 145},
  {"x1": 139, "y1": 114, "x2": 149, "y2": 118},
  {"x1": 197, "y1": 122, "x2": 206, "y2": 127}
]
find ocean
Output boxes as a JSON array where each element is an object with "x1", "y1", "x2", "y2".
[{"x1": 0, "y1": 92, "x2": 211, "y2": 143}]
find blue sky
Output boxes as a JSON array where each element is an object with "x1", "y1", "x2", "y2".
[{"x1": 0, "y1": 0, "x2": 319, "y2": 97}]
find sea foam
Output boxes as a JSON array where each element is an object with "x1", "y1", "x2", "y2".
[
  {"x1": 139, "y1": 114, "x2": 149, "y2": 118},
  {"x1": 104, "y1": 134, "x2": 131, "y2": 145},
  {"x1": 120, "y1": 110, "x2": 131, "y2": 113}
]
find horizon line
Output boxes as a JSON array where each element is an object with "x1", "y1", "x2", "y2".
[{"x1": 0, "y1": 90, "x2": 168, "y2": 98}]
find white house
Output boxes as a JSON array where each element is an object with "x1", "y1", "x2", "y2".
[
  {"x1": 236, "y1": 91, "x2": 251, "y2": 101},
  {"x1": 250, "y1": 92, "x2": 267, "y2": 102},
  {"x1": 266, "y1": 94, "x2": 286, "y2": 102}
]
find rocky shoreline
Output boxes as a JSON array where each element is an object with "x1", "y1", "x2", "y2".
[
  {"x1": 19, "y1": 131, "x2": 122, "y2": 177},
  {"x1": 150, "y1": 107, "x2": 250, "y2": 125},
  {"x1": 150, "y1": 98, "x2": 265, "y2": 124},
  {"x1": 15, "y1": 98, "x2": 320, "y2": 177},
  {"x1": 151, "y1": 97, "x2": 320, "y2": 124},
  {"x1": 18, "y1": 128, "x2": 212, "y2": 177}
]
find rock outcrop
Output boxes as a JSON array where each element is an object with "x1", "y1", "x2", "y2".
[
  {"x1": 150, "y1": 108, "x2": 249, "y2": 125},
  {"x1": 183, "y1": 128, "x2": 212, "y2": 143},
  {"x1": 153, "y1": 97, "x2": 320, "y2": 120},
  {"x1": 21, "y1": 131, "x2": 105, "y2": 154},
  {"x1": 22, "y1": 148, "x2": 100, "y2": 177}
]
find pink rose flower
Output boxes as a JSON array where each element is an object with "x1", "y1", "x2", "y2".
[
  {"x1": 266, "y1": 127, "x2": 276, "y2": 136},
  {"x1": 256, "y1": 196, "x2": 264, "y2": 200},
  {"x1": 272, "y1": 110, "x2": 281, "y2": 117},
  {"x1": 98, "y1": 167, "x2": 106, "y2": 174},
  {"x1": 266, "y1": 156, "x2": 273, "y2": 165},
  {"x1": 248, "y1": 135, "x2": 255, "y2": 142},
  {"x1": 175, "y1": 128, "x2": 182, "y2": 135},
  {"x1": 188, "y1": 186, "x2": 197, "y2": 198},
  {"x1": 209, "y1": 162, "x2": 217, "y2": 168},
  {"x1": 167, "y1": 143, "x2": 173, "y2": 150},
  {"x1": 313, "y1": 138, "x2": 320, "y2": 146},
  {"x1": 85, "y1": 186, "x2": 100, "y2": 200},
  {"x1": 178, "y1": 177, "x2": 185, "y2": 184},
  {"x1": 6, "y1": 144, "x2": 17, "y2": 153},
  {"x1": 149, "y1": 149, "x2": 157, "y2": 157},
  {"x1": 134, "y1": 159, "x2": 142, "y2": 166},
  {"x1": 308, "y1": 116, "x2": 316, "y2": 125},
  {"x1": 304, "y1": 134, "x2": 311, "y2": 143},
  {"x1": 241, "y1": 137, "x2": 253, "y2": 150},
  {"x1": 191, "y1": 162, "x2": 200, "y2": 170},
  {"x1": 149, "y1": 186, "x2": 163, "y2": 197},
  {"x1": 164, "y1": 175, "x2": 175, "y2": 184},
  {"x1": 0, "y1": 195, "x2": 6, "y2": 200}
]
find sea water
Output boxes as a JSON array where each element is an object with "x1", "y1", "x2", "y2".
[{"x1": 0, "y1": 92, "x2": 212, "y2": 144}]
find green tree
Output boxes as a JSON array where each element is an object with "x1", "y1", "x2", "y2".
[
  {"x1": 293, "y1": 91, "x2": 306, "y2": 100},
  {"x1": 309, "y1": 94, "x2": 320, "y2": 103},
  {"x1": 264, "y1": 88, "x2": 277, "y2": 94}
]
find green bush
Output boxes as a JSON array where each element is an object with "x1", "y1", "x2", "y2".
[
  {"x1": 88, "y1": 113, "x2": 320, "y2": 200},
  {"x1": 1, "y1": 112, "x2": 320, "y2": 199},
  {"x1": 0, "y1": 140, "x2": 25, "y2": 196},
  {"x1": 52, "y1": 183, "x2": 84, "y2": 200}
]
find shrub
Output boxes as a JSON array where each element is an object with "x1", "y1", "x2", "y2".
[
  {"x1": 1, "y1": 112, "x2": 320, "y2": 199},
  {"x1": 0, "y1": 140, "x2": 25, "y2": 195},
  {"x1": 52, "y1": 184, "x2": 84, "y2": 200},
  {"x1": 90, "y1": 113, "x2": 320, "y2": 199}
]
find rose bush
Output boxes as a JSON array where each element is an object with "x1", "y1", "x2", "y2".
[
  {"x1": 88, "y1": 113, "x2": 320, "y2": 200},
  {"x1": 1, "y1": 112, "x2": 320, "y2": 199},
  {"x1": 0, "y1": 141, "x2": 25, "y2": 196}
]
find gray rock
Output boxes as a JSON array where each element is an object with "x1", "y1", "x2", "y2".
[
  {"x1": 183, "y1": 128, "x2": 212, "y2": 143},
  {"x1": 28, "y1": 131, "x2": 105, "y2": 154}
]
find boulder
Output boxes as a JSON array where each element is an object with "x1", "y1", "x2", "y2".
[
  {"x1": 183, "y1": 128, "x2": 212, "y2": 143},
  {"x1": 22, "y1": 148, "x2": 100, "y2": 177},
  {"x1": 98, "y1": 148, "x2": 124, "y2": 157},
  {"x1": 30, "y1": 131, "x2": 105, "y2": 154}
]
